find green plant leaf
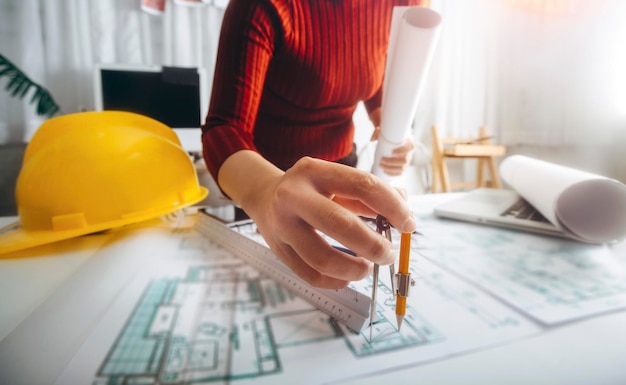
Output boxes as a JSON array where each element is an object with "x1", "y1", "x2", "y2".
[{"x1": 0, "y1": 53, "x2": 61, "y2": 118}]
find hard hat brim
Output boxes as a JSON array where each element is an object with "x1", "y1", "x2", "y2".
[{"x1": 0, "y1": 186, "x2": 208, "y2": 256}]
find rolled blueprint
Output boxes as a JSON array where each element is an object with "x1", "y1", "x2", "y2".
[
  {"x1": 500, "y1": 155, "x2": 626, "y2": 243},
  {"x1": 371, "y1": 6, "x2": 442, "y2": 181}
]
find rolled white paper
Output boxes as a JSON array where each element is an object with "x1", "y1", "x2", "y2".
[
  {"x1": 500, "y1": 155, "x2": 626, "y2": 243},
  {"x1": 372, "y1": 6, "x2": 442, "y2": 181}
]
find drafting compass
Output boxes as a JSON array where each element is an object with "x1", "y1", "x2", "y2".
[
  {"x1": 369, "y1": 215, "x2": 415, "y2": 339},
  {"x1": 369, "y1": 215, "x2": 394, "y2": 339}
]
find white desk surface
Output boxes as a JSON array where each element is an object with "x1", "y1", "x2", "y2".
[
  {"x1": 0, "y1": 216, "x2": 114, "y2": 341},
  {"x1": 1, "y1": 195, "x2": 626, "y2": 385}
]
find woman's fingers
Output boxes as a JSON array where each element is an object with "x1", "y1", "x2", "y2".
[
  {"x1": 295, "y1": 192, "x2": 397, "y2": 266},
  {"x1": 271, "y1": 240, "x2": 352, "y2": 289},
  {"x1": 379, "y1": 137, "x2": 415, "y2": 175},
  {"x1": 289, "y1": 158, "x2": 416, "y2": 234},
  {"x1": 245, "y1": 157, "x2": 416, "y2": 289},
  {"x1": 280, "y1": 220, "x2": 373, "y2": 282}
]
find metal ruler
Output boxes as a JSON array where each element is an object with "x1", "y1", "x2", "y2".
[{"x1": 195, "y1": 210, "x2": 372, "y2": 332}]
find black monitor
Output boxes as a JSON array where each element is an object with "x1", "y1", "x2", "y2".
[{"x1": 93, "y1": 64, "x2": 208, "y2": 153}]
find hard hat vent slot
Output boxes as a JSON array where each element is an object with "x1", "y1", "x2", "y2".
[{"x1": 52, "y1": 213, "x2": 87, "y2": 231}]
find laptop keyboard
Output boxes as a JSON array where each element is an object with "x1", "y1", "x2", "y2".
[{"x1": 501, "y1": 199, "x2": 551, "y2": 223}]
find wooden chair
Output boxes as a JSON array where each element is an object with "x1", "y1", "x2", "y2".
[{"x1": 430, "y1": 125, "x2": 506, "y2": 193}]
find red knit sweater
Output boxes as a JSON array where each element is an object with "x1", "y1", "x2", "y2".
[{"x1": 201, "y1": 0, "x2": 422, "y2": 178}]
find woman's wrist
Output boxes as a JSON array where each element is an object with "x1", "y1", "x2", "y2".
[{"x1": 218, "y1": 150, "x2": 283, "y2": 215}]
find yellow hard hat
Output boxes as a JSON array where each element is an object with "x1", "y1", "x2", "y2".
[{"x1": 0, "y1": 111, "x2": 208, "y2": 255}]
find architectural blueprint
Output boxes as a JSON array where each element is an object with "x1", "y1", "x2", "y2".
[
  {"x1": 409, "y1": 195, "x2": 626, "y2": 325},
  {"x1": 55, "y1": 222, "x2": 540, "y2": 385}
]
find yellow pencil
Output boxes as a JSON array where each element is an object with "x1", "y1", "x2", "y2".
[{"x1": 396, "y1": 232, "x2": 412, "y2": 330}]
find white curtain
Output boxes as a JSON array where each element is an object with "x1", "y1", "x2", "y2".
[
  {"x1": 2, "y1": 0, "x2": 625, "y2": 147},
  {"x1": 425, "y1": 0, "x2": 626, "y2": 146},
  {"x1": 489, "y1": 0, "x2": 626, "y2": 146},
  {"x1": 421, "y1": 0, "x2": 493, "y2": 140},
  {"x1": 0, "y1": 0, "x2": 226, "y2": 143}
]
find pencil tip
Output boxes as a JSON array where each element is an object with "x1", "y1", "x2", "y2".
[{"x1": 396, "y1": 315, "x2": 404, "y2": 331}]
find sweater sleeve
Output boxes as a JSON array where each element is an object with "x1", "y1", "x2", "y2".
[{"x1": 201, "y1": 0, "x2": 280, "y2": 180}]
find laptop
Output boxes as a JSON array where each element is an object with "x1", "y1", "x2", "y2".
[{"x1": 433, "y1": 188, "x2": 569, "y2": 239}]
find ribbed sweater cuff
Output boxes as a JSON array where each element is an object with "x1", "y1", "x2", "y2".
[{"x1": 201, "y1": 125, "x2": 256, "y2": 181}]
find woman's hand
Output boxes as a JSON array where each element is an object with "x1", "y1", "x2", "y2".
[
  {"x1": 218, "y1": 151, "x2": 417, "y2": 289},
  {"x1": 370, "y1": 126, "x2": 415, "y2": 176}
]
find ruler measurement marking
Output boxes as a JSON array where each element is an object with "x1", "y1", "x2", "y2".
[{"x1": 195, "y1": 214, "x2": 371, "y2": 331}]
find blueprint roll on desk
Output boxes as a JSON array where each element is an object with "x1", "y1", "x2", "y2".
[{"x1": 0, "y1": 193, "x2": 625, "y2": 385}]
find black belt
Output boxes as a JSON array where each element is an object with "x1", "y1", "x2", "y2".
[{"x1": 334, "y1": 143, "x2": 357, "y2": 168}]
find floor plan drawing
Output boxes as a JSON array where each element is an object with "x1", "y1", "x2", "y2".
[
  {"x1": 92, "y1": 260, "x2": 446, "y2": 384},
  {"x1": 410, "y1": 200, "x2": 626, "y2": 325},
  {"x1": 54, "y1": 220, "x2": 540, "y2": 385}
]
